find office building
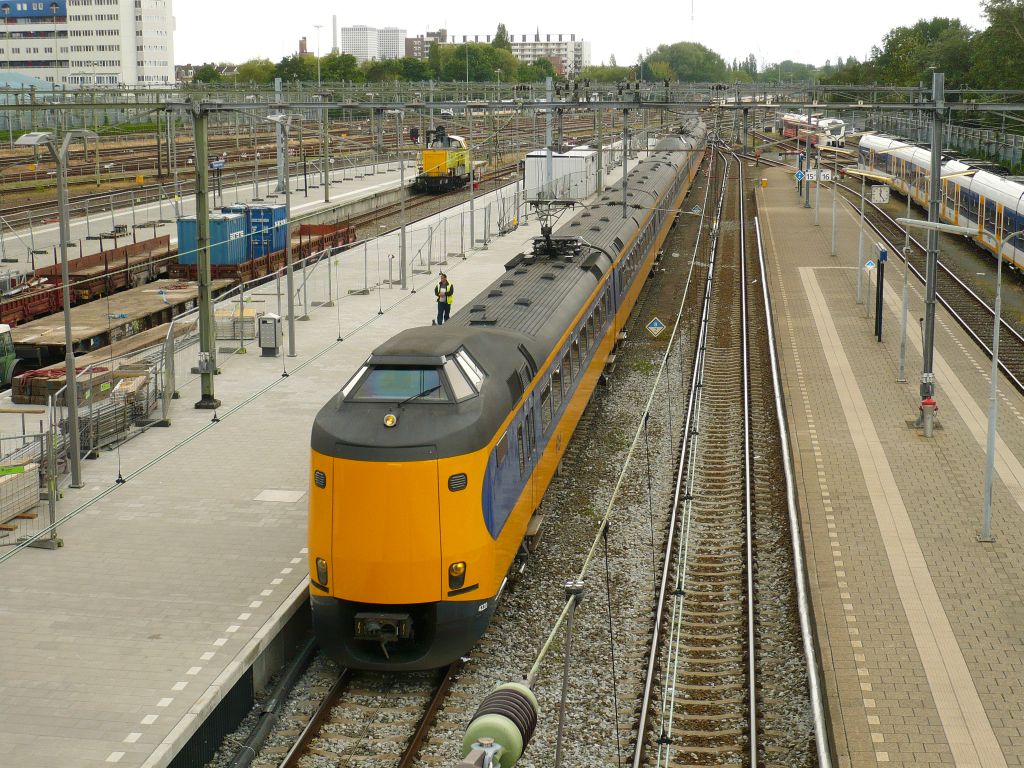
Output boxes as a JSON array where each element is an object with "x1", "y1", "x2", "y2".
[{"x1": 0, "y1": 0, "x2": 175, "y2": 87}]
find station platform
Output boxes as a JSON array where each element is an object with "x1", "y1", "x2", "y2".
[
  {"x1": 757, "y1": 164, "x2": 1024, "y2": 766},
  {"x1": 0, "y1": 174, "x2": 573, "y2": 766}
]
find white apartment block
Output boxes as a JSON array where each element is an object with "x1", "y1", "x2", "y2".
[
  {"x1": 339, "y1": 24, "x2": 405, "y2": 63},
  {"x1": 377, "y1": 26, "x2": 403, "y2": 60},
  {"x1": 450, "y1": 32, "x2": 591, "y2": 76},
  {"x1": 0, "y1": 0, "x2": 174, "y2": 87}
]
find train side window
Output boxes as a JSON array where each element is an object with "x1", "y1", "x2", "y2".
[
  {"x1": 517, "y1": 425, "x2": 526, "y2": 478},
  {"x1": 551, "y1": 370, "x2": 562, "y2": 409},
  {"x1": 596, "y1": 304, "x2": 603, "y2": 330},
  {"x1": 984, "y1": 200, "x2": 997, "y2": 234},
  {"x1": 571, "y1": 339, "x2": 581, "y2": 377},
  {"x1": 960, "y1": 190, "x2": 974, "y2": 220},
  {"x1": 587, "y1": 316, "x2": 595, "y2": 346},
  {"x1": 526, "y1": 411, "x2": 536, "y2": 454},
  {"x1": 496, "y1": 431, "x2": 508, "y2": 466},
  {"x1": 540, "y1": 386, "x2": 552, "y2": 433},
  {"x1": 562, "y1": 352, "x2": 572, "y2": 387},
  {"x1": 454, "y1": 348, "x2": 485, "y2": 389},
  {"x1": 443, "y1": 359, "x2": 475, "y2": 401},
  {"x1": 580, "y1": 325, "x2": 589, "y2": 356}
]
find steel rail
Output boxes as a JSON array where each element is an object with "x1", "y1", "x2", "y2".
[
  {"x1": 752, "y1": 211, "x2": 834, "y2": 767},
  {"x1": 737, "y1": 154, "x2": 757, "y2": 768},
  {"x1": 835, "y1": 182, "x2": 1024, "y2": 394},
  {"x1": 631, "y1": 146, "x2": 725, "y2": 768},
  {"x1": 277, "y1": 667, "x2": 354, "y2": 768},
  {"x1": 397, "y1": 663, "x2": 459, "y2": 768},
  {"x1": 739, "y1": 150, "x2": 1024, "y2": 395}
]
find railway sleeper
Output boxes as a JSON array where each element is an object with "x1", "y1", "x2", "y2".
[
  {"x1": 676, "y1": 667, "x2": 745, "y2": 679},
  {"x1": 671, "y1": 681, "x2": 745, "y2": 693},
  {"x1": 677, "y1": 654, "x2": 744, "y2": 665},
  {"x1": 671, "y1": 728, "x2": 745, "y2": 741},
  {"x1": 673, "y1": 711, "x2": 745, "y2": 722}
]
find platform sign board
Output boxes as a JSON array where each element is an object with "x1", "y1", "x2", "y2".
[
  {"x1": 209, "y1": 160, "x2": 225, "y2": 170},
  {"x1": 818, "y1": 169, "x2": 832, "y2": 182},
  {"x1": 794, "y1": 170, "x2": 805, "y2": 182},
  {"x1": 871, "y1": 184, "x2": 890, "y2": 204},
  {"x1": 647, "y1": 318, "x2": 667, "y2": 337}
]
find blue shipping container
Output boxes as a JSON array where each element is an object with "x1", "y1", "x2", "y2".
[
  {"x1": 176, "y1": 214, "x2": 247, "y2": 265},
  {"x1": 250, "y1": 204, "x2": 288, "y2": 257},
  {"x1": 222, "y1": 205, "x2": 254, "y2": 259},
  {"x1": 177, "y1": 217, "x2": 198, "y2": 265}
]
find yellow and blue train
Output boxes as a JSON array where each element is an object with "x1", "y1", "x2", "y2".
[
  {"x1": 413, "y1": 125, "x2": 471, "y2": 193},
  {"x1": 308, "y1": 118, "x2": 707, "y2": 670},
  {"x1": 859, "y1": 133, "x2": 1024, "y2": 269}
]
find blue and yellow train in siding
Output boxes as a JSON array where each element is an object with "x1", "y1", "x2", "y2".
[
  {"x1": 413, "y1": 125, "x2": 471, "y2": 193},
  {"x1": 308, "y1": 118, "x2": 707, "y2": 671}
]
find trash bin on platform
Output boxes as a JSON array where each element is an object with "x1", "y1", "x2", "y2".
[{"x1": 258, "y1": 313, "x2": 282, "y2": 357}]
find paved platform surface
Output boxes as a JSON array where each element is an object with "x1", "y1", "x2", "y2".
[
  {"x1": 0, "y1": 174, "x2": 576, "y2": 766},
  {"x1": 758, "y1": 164, "x2": 1024, "y2": 767}
]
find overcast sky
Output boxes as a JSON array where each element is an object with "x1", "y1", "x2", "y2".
[{"x1": 172, "y1": 0, "x2": 988, "y2": 70}]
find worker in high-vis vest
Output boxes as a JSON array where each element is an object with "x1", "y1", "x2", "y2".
[{"x1": 434, "y1": 272, "x2": 454, "y2": 325}]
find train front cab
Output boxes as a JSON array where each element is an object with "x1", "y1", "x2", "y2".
[{"x1": 308, "y1": 370, "x2": 499, "y2": 672}]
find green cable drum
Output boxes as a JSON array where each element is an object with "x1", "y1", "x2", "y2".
[{"x1": 462, "y1": 682, "x2": 539, "y2": 768}]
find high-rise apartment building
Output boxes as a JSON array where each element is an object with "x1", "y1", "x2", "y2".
[
  {"x1": 448, "y1": 31, "x2": 590, "y2": 76},
  {"x1": 0, "y1": 0, "x2": 175, "y2": 87},
  {"x1": 339, "y1": 24, "x2": 406, "y2": 63}
]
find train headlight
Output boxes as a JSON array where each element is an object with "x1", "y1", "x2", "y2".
[
  {"x1": 384, "y1": 413, "x2": 398, "y2": 428},
  {"x1": 315, "y1": 557, "x2": 329, "y2": 587},
  {"x1": 448, "y1": 561, "x2": 466, "y2": 590}
]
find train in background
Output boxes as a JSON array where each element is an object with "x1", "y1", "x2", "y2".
[
  {"x1": 858, "y1": 134, "x2": 1024, "y2": 270},
  {"x1": 782, "y1": 113, "x2": 846, "y2": 147},
  {"x1": 308, "y1": 117, "x2": 708, "y2": 671},
  {"x1": 413, "y1": 126, "x2": 471, "y2": 193}
]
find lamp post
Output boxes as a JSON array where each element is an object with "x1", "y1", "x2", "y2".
[
  {"x1": 978, "y1": 227, "x2": 1024, "y2": 541},
  {"x1": 16, "y1": 129, "x2": 97, "y2": 489},
  {"x1": 2, "y1": 3, "x2": 10, "y2": 76},
  {"x1": 267, "y1": 113, "x2": 297, "y2": 357},
  {"x1": 313, "y1": 24, "x2": 322, "y2": 87},
  {"x1": 49, "y1": 1, "x2": 60, "y2": 88}
]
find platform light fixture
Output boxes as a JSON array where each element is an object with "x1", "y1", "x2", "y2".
[
  {"x1": 265, "y1": 113, "x2": 297, "y2": 357},
  {"x1": 16, "y1": 130, "x2": 96, "y2": 489}
]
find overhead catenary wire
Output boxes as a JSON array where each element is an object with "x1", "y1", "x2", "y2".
[{"x1": 525, "y1": 147, "x2": 715, "y2": 689}]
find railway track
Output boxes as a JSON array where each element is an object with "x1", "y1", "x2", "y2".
[
  {"x1": 635, "y1": 147, "x2": 819, "y2": 767},
  {"x1": 0, "y1": 113, "x2": 601, "y2": 216},
  {"x1": 278, "y1": 663, "x2": 457, "y2": 768}
]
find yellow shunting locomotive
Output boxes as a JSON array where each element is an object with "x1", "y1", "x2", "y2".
[
  {"x1": 413, "y1": 125, "x2": 470, "y2": 193},
  {"x1": 308, "y1": 119, "x2": 707, "y2": 671}
]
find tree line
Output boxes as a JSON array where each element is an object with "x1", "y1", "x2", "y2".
[
  {"x1": 820, "y1": 2, "x2": 1022, "y2": 88},
  {"x1": 191, "y1": 3, "x2": 1023, "y2": 90},
  {"x1": 191, "y1": 23, "x2": 553, "y2": 85}
]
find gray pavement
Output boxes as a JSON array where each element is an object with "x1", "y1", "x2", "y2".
[{"x1": 758, "y1": 164, "x2": 1024, "y2": 767}]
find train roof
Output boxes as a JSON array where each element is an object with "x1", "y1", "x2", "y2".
[
  {"x1": 312, "y1": 120, "x2": 706, "y2": 460},
  {"x1": 860, "y1": 133, "x2": 1024, "y2": 207}
]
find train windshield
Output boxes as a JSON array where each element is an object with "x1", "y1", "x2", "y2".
[{"x1": 349, "y1": 366, "x2": 449, "y2": 402}]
